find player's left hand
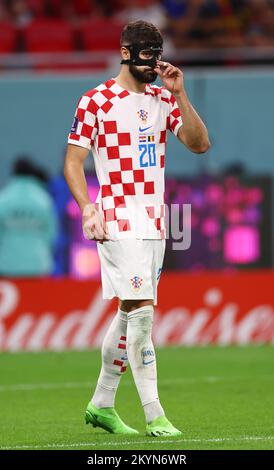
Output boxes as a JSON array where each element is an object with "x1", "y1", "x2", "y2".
[
  {"x1": 154, "y1": 60, "x2": 184, "y2": 95},
  {"x1": 82, "y1": 204, "x2": 109, "y2": 244}
]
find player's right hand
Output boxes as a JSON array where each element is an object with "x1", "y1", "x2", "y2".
[{"x1": 82, "y1": 204, "x2": 109, "y2": 243}]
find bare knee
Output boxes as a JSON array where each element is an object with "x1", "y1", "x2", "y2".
[{"x1": 119, "y1": 299, "x2": 154, "y2": 313}]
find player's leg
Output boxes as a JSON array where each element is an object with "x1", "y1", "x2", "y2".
[
  {"x1": 91, "y1": 307, "x2": 128, "y2": 409},
  {"x1": 86, "y1": 307, "x2": 138, "y2": 434},
  {"x1": 121, "y1": 298, "x2": 181, "y2": 436},
  {"x1": 120, "y1": 240, "x2": 182, "y2": 436},
  {"x1": 120, "y1": 298, "x2": 164, "y2": 423},
  {"x1": 85, "y1": 242, "x2": 138, "y2": 434}
]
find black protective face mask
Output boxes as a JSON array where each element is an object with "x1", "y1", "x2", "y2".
[{"x1": 120, "y1": 42, "x2": 163, "y2": 69}]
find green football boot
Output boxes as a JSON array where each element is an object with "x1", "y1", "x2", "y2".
[
  {"x1": 146, "y1": 415, "x2": 182, "y2": 437},
  {"x1": 85, "y1": 402, "x2": 139, "y2": 435}
]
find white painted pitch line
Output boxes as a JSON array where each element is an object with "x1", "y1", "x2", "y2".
[
  {"x1": 0, "y1": 381, "x2": 94, "y2": 392},
  {"x1": 0, "y1": 375, "x2": 273, "y2": 392},
  {"x1": 1, "y1": 436, "x2": 274, "y2": 450}
]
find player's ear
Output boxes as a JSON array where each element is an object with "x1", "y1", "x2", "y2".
[{"x1": 121, "y1": 46, "x2": 130, "y2": 61}]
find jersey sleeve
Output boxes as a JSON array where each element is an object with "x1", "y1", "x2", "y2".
[
  {"x1": 168, "y1": 94, "x2": 183, "y2": 136},
  {"x1": 67, "y1": 94, "x2": 98, "y2": 150}
]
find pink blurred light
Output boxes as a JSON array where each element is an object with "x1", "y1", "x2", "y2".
[
  {"x1": 201, "y1": 217, "x2": 221, "y2": 237},
  {"x1": 191, "y1": 213, "x2": 199, "y2": 228},
  {"x1": 226, "y1": 208, "x2": 244, "y2": 224},
  {"x1": 67, "y1": 198, "x2": 80, "y2": 217},
  {"x1": 205, "y1": 184, "x2": 223, "y2": 204},
  {"x1": 245, "y1": 188, "x2": 263, "y2": 205},
  {"x1": 244, "y1": 207, "x2": 261, "y2": 224},
  {"x1": 225, "y1": 188, "x2": 243, "y2": 205},
  {"x1": 67, "y1": 183, "x2": 99, "y2": 217},
  {"x1": 190, "y1": 191, "x2": 205, "y2": 209},
  {"x1": 224, "y1": 226, "x2": 260, "y2": 263},
  {"x1": 225, "y1": 176, "x2": 240, "y2": 188},
  {"x1": 70, "y1": 244, "x2": 101, "y2": 279}
]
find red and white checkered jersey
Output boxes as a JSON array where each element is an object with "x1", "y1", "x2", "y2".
[{"x1": 68, "y1": 78, "x2": 183, "y2": 240}]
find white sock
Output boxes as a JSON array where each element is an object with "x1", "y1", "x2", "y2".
[
  {"x1": 91, "y1": 308, "x2": 128, "y2": 408},
  {"x1": 126, "y1": 305, "x2": 165, "y2": 423}
]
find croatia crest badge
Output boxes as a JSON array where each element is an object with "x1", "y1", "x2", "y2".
[
  {"x1": 137, "y1": 109, "x2": 148, "y2": 121},
  {"x1": 130, "y1": 275, "x2": 143, "y2": 293}
]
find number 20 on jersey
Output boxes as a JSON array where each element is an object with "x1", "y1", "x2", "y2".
[{"x1": 139, "y1": 143, "x2": 157, "y2": 167}]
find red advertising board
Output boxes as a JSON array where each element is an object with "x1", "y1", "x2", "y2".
[{"x1": 0, "y1": 271, "x2": 274, "y2": 350}]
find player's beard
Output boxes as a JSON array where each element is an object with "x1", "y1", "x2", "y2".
[{"x1": 129, "y1": 64, "x2": 158, "y2": 84}]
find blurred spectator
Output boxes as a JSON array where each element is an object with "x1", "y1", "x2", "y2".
[
  {"x1": 8, "y1": 0, "x2": 33, "y2": 26},
  {"x1": 42, "y1": 0, "x2": 103, "y2": 21},
  {"x1": 114, "y1": 0, "x2": 166, "y2": 29},
  {"x1": 0, "y1": 157, "x2": 58, "y2": 277},
  {"x1": 164, "y1": 0, "x2": 249, "y2": 49},
  {"x1": 0, "y1": 0, "x2": 10, "y2": 21},
  {"x1": 2, "y1": 0, "x2": 274, "y2": 53},
  {"x1": 188, "y1": 0, "x2": 245, "y2": 49},
  {"x1": 163, "y1": 0, "x2": 191, "y2": 49},
  {"x1": 247, "y1": 0, "x2": 274, "y2": 47},
  {"x1": 163, "y1": 0, "x2": 187, "y2": 19}
]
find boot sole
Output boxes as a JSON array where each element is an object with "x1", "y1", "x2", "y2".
[{"x1": 146, "y1": 430, "x2": 182, "y2": 437}]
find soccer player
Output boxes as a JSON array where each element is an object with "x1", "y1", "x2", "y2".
[{"x1": 64, "y1": 20, "x2": 210, "y2": 437}]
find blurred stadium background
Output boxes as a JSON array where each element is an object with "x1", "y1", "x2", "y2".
[{"x1": 0, "y1": 0, "x2": 274, "y2": 450}]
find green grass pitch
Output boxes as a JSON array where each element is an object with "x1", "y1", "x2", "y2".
[{"x1": 0, "y1": 346, "x2": 273, "y2": 450}]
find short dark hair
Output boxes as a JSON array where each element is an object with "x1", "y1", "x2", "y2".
[
  {"x1": 120, "y1": 20, "x2": 163, "y2": 47},
  {"x1": 13, "y1": 157, "x2": 48, "y2": 183}
]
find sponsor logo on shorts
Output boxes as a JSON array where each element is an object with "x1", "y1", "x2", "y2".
[
  {"x1": 141, "y1": 348, "x2": 155, "y2": 366},
  {"x1": 130, "y1": 275, "x2": 143, "y2": 293}
]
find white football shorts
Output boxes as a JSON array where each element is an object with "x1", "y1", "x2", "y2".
[{"x1": 97, "y1": 239, "x2": 166, "y2": 305}]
